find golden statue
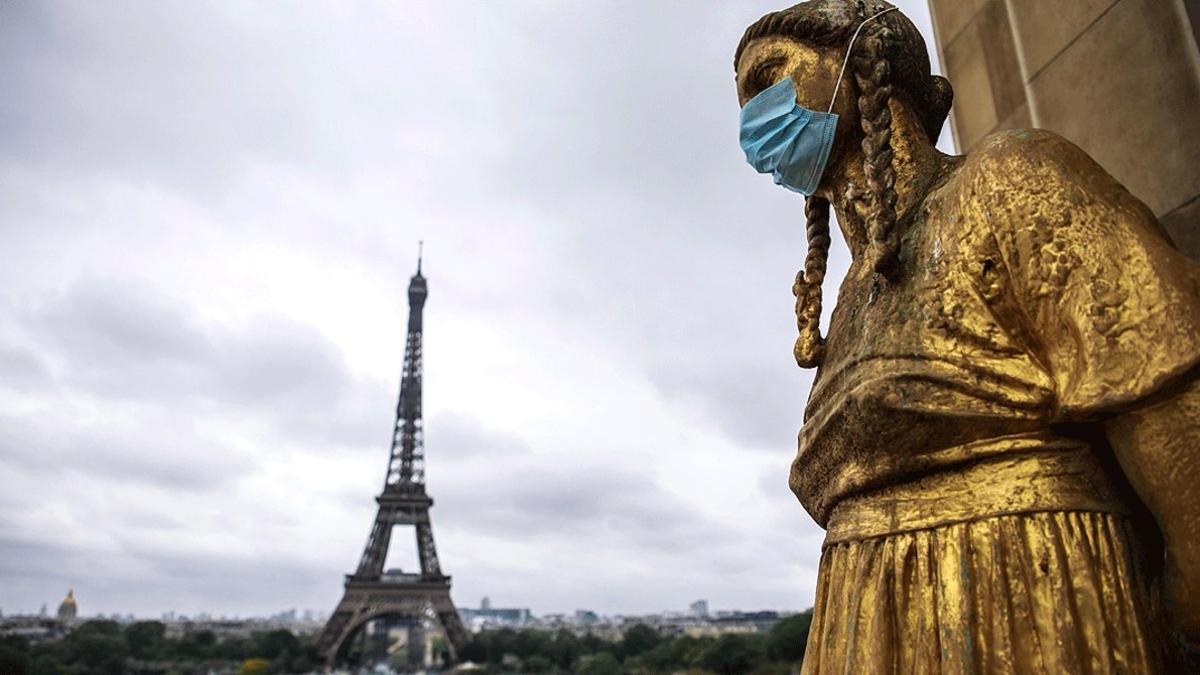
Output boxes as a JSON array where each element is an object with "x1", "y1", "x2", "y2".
[{"x1": 733, "y1": 1, "x2": 1200, "y2": 671}]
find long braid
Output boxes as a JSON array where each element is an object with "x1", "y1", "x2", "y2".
[
  {"x1": 853, "y1": 29, "x2": 900, "y2": 276},
  {"x1": 793, "y1": 197, "x2": 830, "y2": 368}
]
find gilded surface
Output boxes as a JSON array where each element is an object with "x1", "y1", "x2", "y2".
[{"x1": 736, "y1": 2, "x2": 1200, "y2": 671}]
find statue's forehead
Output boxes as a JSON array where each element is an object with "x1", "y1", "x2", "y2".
[{"x1": 737, "y1": 37, "x2": 823, "y2": 79}]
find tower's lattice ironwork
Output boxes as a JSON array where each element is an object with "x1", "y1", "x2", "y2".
[{"x1": 317, "y1": 251, "x2": 467, "y2": 671}]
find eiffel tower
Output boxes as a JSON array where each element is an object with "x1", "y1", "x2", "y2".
[{"x1": 317, "y1": 250, "x2": 468, "y2": 671}]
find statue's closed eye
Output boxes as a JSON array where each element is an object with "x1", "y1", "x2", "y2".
[{"x1": 747, "y1": 57, "x2": 786, "y2": 99}]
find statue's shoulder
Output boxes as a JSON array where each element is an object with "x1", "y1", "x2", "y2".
[
  {"x1": 946, "y1": 127, "x2": 1167, "y2": 255},
  {"x1": 936, "y1": 127, "x2": 1149, "y2": 254},
  {"x1": 949, "y1": 128, "x2": 1135, "y2": 231},
  {"x1": 959, "y1": 128, "x2": 1101, "y2": 186}
]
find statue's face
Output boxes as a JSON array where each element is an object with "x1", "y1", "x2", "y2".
[
  {"x1": 736, "y1": 36, "x2": 845, "y2": 111},
  {"x1": 736, "y1": 36, "x2": 860, "y2": 193}
]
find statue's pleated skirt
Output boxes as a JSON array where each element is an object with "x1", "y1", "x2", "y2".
[{"x1": 801, "y1": 511, "x2": 1162, "y2": 674}]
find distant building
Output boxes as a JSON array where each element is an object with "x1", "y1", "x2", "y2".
[
  {"x1": 0, "y1": 616, "x2": 65, "y2": 642},
  {"x1": 56, "y1": 590, "x2": 77, "y2": 624},
  {"x1": 711, "y1": 610, "x2": 780, "y2": 633},
  {"x1": 682, "y1": 622, "x2": 758, "y2": 638},
  {"x1": 460, "y1": 598, "x2": 531, "y2": 630},
  {"x1": 573, "y1": 610, "x2": 599, "y2": 625},
  {"x1": 689, "y1": 600, "x2": 709, "y2": 618}
]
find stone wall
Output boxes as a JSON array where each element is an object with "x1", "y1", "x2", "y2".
[{"x1": 927, "y1": 0, "x2": 1200, "y2": 260}]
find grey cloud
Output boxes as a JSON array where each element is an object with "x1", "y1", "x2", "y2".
[
  {"x1": 0, "y1": 536, "x2": 77, "y2": 589},
  {"x1": 29, "y1": 279, "x2": 213, "y2": 383},
  {"x1": 0, "y1": 533, "x2": 334, "y2": 617},
  {"x1": 0, "y1": 411, "x2": 253, "y2": 492},
  {"x1": 1, "y1": 3, "x2": 388, "y2": 195},
  {"x1": 418, "y1": 414, "x2": 750, "y2": 564},
  {"x1": 757, "y1": 462, "x2": 796, "y2": 507},
  {"x1": 647, "y1": 354, "x2": 810, "y2": 452},
  {"x1": 13, "y1": 278, "x2": 388, "y2": 449},
  {"x1": 432, "y1": 423, "x2": 747, "y2": 556},
  {"x1": 424, "y1": 411, "x2": 532, "y2": 460},
  {"x1": 0, "y1": 343, "x2": 52, "y2": 390},
  {"x1": 432, "y1": 451, "x2": 813, "y2": 614}
]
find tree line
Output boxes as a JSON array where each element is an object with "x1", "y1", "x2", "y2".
[
  {"x1": 0, "y1": 609, "x2": 813, "y2": 674},
  {"x1": 0, "y1": 619, "x2": 316, "y2": 675},
  {"x1": 458, "y1": 611, "x2": 813, "y2": 674}
]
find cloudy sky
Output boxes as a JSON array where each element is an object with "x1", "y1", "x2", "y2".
[{"x1": 0, "y1": 1, "x2": 951, "y2": 619}]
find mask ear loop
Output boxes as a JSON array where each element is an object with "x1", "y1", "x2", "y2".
[{"x1": 827, "y1": 6, "x2": 897, "y2": 113}]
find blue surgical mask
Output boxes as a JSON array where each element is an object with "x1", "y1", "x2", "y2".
[{"x1": 739, "y1": 7, "x2": 896, "y2": 196}]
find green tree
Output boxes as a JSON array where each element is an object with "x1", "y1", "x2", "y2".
[
  {"x1": 578, "y1": 634, "x2": 608, "y2": 655},
  {"x1": 618, "y1": 624, "x2": 660, "y2": 660},
  {"x1": 486, "y1": 628, "x2": 519, "y2": 665},
  {"x1": 298, "y1": 631, "x2": 320, "y2": 665},
  {"x1": 678, "y1": 635, "x2": 715, "y2": 670},
  {"x1": 522, "y1": 654, "x2": 555, "y2": 672},
  {"x1": 764, "y1": 611, "x2": 812, "y2": 663},
  {"x1": 632, "y1": 635, "x2": 711, "y2": 672},
  {"x1": 458, "y1": 636, "x2": 487, "y2": 664},
  {"x1": 175, "y1": 630, "x2": 216, "y2": 660},
  {"x1": 255, "y1": 629, "x2": 299, "y2": 660},
  {"x1": 124, "y1": 620, "x2": 167, "y2": 659},
  {"x1": 0, "y1": 636, "x2": 30, "y2": 653},
  {"x1": 215, "y1": 636, "x2": 251, "y2": 660},
  {"x1": 545, "y1": 629, "x2": 582, "y2": 670},
  {"x1": 28, "y1": 654, "x2": 67, "y2": 675},
  {"x1": 285, "y1": 649, "x2": 314, "y2": 673},
  {"x1": 700, "y1": 633, "x2": 763, "y2": 675},
  {"x1": 574, "y1": 651, "x2": 621, "y2": 675},
  {"x1": 61, "y1": 620, "x2": 128, "y2": 675},
  {"x1": 0, "y1": 639, "x2": 30, "y2": 675},
  {"x1": 0, "y1": 635, "x2": 31, "y2": 672},
  {"x1": 513, "y1": 629, "x2": 551, "y2": 659}
]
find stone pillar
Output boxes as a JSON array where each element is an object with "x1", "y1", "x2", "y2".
[{"x1": 928, "y1": 0, "x2": 1200, "y2": 261}]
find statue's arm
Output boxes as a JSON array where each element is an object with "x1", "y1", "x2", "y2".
[
  {"x1": 980, "y1": 129, "x2": 1200, "y2": 649},
  {"x1": 1106, "y1": 373, "x2": 1200, "y2": 647}
]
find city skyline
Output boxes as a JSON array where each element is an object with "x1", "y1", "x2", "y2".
[
  {"x1": 0, "y1": 1, "x2": 952, "y2": 618},
  {"x1": 3, "y1": 588, "x2": 775, "y2": 624}
]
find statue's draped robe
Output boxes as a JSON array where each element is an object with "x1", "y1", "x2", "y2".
[{"x1": 796, "y1": 130, "x2": 1200, "y2": 674}]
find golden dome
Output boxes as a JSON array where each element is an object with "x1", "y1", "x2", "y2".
[{"x1": 57, "y1": 589, "x2": 77, "y2": 621}]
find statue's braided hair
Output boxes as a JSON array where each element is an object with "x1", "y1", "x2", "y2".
[
  {"x1": 854, "y1": 29, "x2": 900, "y2": 277},
  {"x1": 793, "y1": 197, "x2": 830, "y2": 367},
  {"x1": 735, "y1": 0, "x2": 952, "y2": 367}
]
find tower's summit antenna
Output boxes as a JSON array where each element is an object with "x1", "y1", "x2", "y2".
[{"x1": 417, "y1": 240, "x2": 424, "y2": 275}]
